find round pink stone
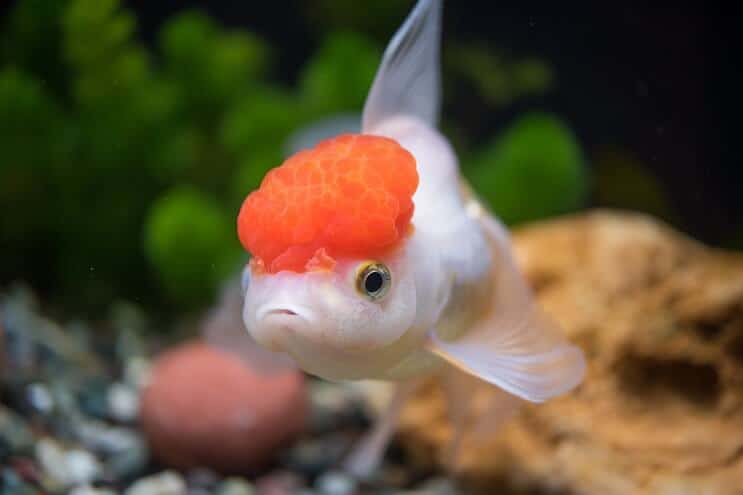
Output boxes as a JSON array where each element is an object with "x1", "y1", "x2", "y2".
[{"x1": 140, "y1": 340, "x2": 306, "y2": 472}]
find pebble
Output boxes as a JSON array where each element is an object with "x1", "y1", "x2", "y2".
[
  {"x1": 111, "y1": 302, "x2": 148, "y2": 360},
  {"x1": 124, "y1": 356, "x2": 152, "y2": 390},
  {"x1": 1, "y1": 288, "x2": 39, "y2": 373},
  {"x1": 50, "y1": 379, "x2": 83, "y2": 418},
  {"x1": 78, "y1": 377, "x2": 111, "y2": 419},
  {"x1": 64, "y1": 449, "x2": 103, "y2": 485},
  {"x1": 217, "y1": 477, "x2": 256, "y2": 495},
  {"x1": 76, "y1": 419, "x2": 144, "y2": 454},
  {"x1": 1, "y1": 286, "x2": 453, "y2": 495},
  {"x1": 282, "y1": 434, "x2": 351, "y2": 476},
  {"x1": 308, "y1": 382, "x2": 366, "y2": 433},
  {"x1": 9, "y1": 457, "x2": 40, "y2": 484},
  {"x1": 35, "y1": 438, "x2": 102, "y2": 486},
  {"x1": 1, "y1": 468, "x2": 36, "y2": 495},
  {"x1": 314, "y1": 471, "x2": 357, "y2": 495},
  {"x1": 107, "y1": 382, "x2": 139, "y2": 422},
  {"x1": 186, "y1": 468, "x2": 219, "y2": 489},
  {"x1": 69, "y1": 485, "x2": 118, "y2": 495},
  {"x1": 124, "y1": 470, "x2": 186, "y2": 495},
  {"x1": 0, "y1": 406, "x2": 35, "y2": 455},
  {"x1": 105, "y1": 439, "x2": 150, "y2": 481},
  {"x1": 255, "y1": 471, "x2": 305, "y2": 495},
  {"x1": 404, "y1": 478, "x2": 461, "y2": 495},
  {"x1": 26, "y1": 382, "x2": 54, "y2": 414}
]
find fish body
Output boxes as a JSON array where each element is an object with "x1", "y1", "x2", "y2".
[{"x1": 238, "y1": 0, "x2": 585, "y2": 405}]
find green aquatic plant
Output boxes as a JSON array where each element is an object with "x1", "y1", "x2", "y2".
[
  {"x1": 144, "y1": 187, "x2": 243, "y2": 306},
  {"x1": 0, "y1": 68, "x2": 65, "y2": 282},
  {"x1": 302, "y1": 0, "x2": 410, "y2": 39},
  {"x1": 465, "y1": 112, "x2": 588, "y2": 225},
  {"x1": 0, "y1": 0, "x2": 585, "y2": 315},
  {"x1": 447, "y1": 43, "x2": 554, "y2": 107},
  {"x1": 593, "y1": 147, "x2": 675, "y2": 222},
  {"x1": 299, "y1": 32, "x2": 381, "y2": 115},
  {"x1": 159, "y1": 11, "x2": 270, "y2": 124}
]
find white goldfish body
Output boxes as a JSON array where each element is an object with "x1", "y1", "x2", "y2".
[{"x1": 238, "y1": 0, "x2": 585, "y2": 475}]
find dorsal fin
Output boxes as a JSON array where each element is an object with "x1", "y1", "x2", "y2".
[{"x1": 362, "y1": 0, "x2": 443, "y2": 132}]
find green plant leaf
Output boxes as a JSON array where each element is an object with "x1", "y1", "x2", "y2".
[
  {"x1": 447, "y1": 43, "x2": 554, "y2": 107},
  {"x1": 593, "y1": 147, "x2": 676, "y2": 221},
  {"x1": 1, "y1": 0, "x2": 70, "y2": 96},
  {"x1": 160, "y1": 11, "x2": 269, "y2": 121},
  {"x1": 464, "y1": 112, "x2": 588, "y2": 225},
  {"x1": 144, "y1": 187, "x2": 242, "y2": 306},
  {"x1": 299, "y1": 31, "x2": 380, "y2": 115}
]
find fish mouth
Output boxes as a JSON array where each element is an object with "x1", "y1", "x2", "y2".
[
  {"x1": 265, "y1": 308, "x2": 298, "y2": 316},
  {"x1": 253, "y1": 304, "x2": 313, "y2": 352},
  {"x1": 256, "y1": 304, "x2": 313, "y2": 322}
]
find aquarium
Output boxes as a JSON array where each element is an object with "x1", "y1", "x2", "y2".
[{"x1": 0, "y1": 1, "x2": 738, "y2": 494}]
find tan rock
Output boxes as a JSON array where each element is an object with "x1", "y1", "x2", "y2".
[{"x1": 398, "y1": 211, "x2": 743, "y2": 495}]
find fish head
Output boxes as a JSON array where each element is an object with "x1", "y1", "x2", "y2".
[
  {"x1": 242, "y1": 248, "x2": 424, "y2": 378},
  {"x1": 237, "y1": 134, "x2": 429, "y2": 379}
]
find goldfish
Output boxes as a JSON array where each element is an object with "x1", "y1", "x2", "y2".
[{"x1": 236, "y1": 0, "x2": 585, "y2": 475}]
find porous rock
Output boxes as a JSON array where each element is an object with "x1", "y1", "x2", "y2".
[{"x1": 398, "y1": 211, "x2": 743, "y2": 495}]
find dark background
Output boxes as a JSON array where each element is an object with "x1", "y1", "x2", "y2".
[
  {"x1": 0, "y1": 0, "x2": 737, "y2": 314},
  {"x1": 118, "y1": 1, "x2": 738, "y2": 245},
  {"x1": 0, "y1": 1, "x2": 734, "y2": 241}
]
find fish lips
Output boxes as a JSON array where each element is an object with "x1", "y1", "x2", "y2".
[{"x1": 250, "y1": 304, "x2": 315, "y2": 352}]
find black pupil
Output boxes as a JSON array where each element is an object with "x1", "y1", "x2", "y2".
[{"x1": 364, "y1": 271, "x2": 384, "y2": 294}]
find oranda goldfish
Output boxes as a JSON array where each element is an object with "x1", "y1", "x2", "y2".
[{"x1": 236, "y1": 0, "x2": 585, "y2": 475}]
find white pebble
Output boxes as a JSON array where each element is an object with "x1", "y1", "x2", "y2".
[
  {"x1": 124, "y1": 471, "x2": 187, "y2": 495},
  {"x1": 125, "y1": 356, "x2": 153, "y2": 389},
  {"x1": 36, "y1": 438, "x2": 102, "y2": 486},
  {"x1": 66, "y1": 449, "x2": 103, "y2": 485},
  {"x1": 218, "y1": 477, "x2": 256, "y2": 495},
  {"x1": 69, "y1": 484, "x2": 117, "y2": 495},
  {"x1": 76, "y1": 419, "x2": 143, "y2": 454},
  {"x1": 315, "y1": 470, "x2": 357, "y2": 495},
  {"x1": 107, "y1": 382, "x2": 139, "y2": 421},
  {"x1": 27, "y1": 383, "x2": 54, "y2": 413}
]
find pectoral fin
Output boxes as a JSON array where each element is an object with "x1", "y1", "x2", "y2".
[
  {"x1": 427, "y1": 209, "x2": 586, "y2": 403},
  {"x1": 427, "y1": 310, "x2": 585, "y2": 402}
]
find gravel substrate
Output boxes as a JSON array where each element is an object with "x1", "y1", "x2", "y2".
[{"x1": 0, "y1": 286, "x2": 459, "y2": 495}]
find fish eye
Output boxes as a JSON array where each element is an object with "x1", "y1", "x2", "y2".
[{"x1": 355, "y1": 262, "x2": 391, "y2": 301}]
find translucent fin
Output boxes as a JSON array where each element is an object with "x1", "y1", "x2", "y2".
[
  {"x1": 468, "y1": 383, "x2": 522, "y2": 438},
  {"x1": 439, "y1": 368, "x2": 476, "y2": 467},
  {"x1": 440, "y1": 368, "x2": 522, "y2": 469},
  {"x1": 343, "y1": 379, "x2": 421, "y2": 479},
  {"x1": 427, "y1": 212, "x2": 586, "y2": 403},
  {"x1": 362, "y1": 0, "x2": 442, "y2": 132}
]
